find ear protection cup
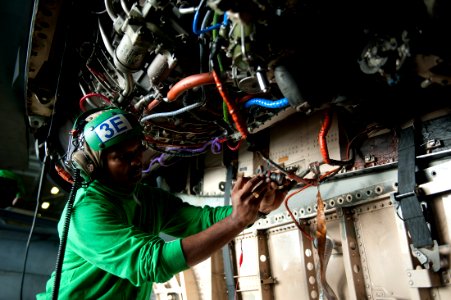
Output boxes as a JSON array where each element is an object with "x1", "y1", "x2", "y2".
[{"x1": 70, "y1": 147, "x2": 100, "y2": 182}]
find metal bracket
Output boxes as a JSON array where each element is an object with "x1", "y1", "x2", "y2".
[
  {"x1": 405, "y1": 268, "x2": 441, "y2": 288},
  {"x1": 261, "y1": 277, "x2": 276, "y2": 285},
  {"x1": 257, "y1": 230, "x2": 275, "y2": 299},
  {"x1": 410, "y1": 240, "x2": 442, "y2": 272}
]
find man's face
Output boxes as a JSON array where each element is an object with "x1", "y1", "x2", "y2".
[{"x1": 101, "y1": 139, "x2": 144, "y2": 189}]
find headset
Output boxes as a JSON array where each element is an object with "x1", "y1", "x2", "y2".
[{"x1": 64, "y1": 106, "x2": 143, "y2": 182}]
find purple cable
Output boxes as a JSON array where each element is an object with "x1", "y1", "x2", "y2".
[{"x1": 142, "y1": 138, "x2": 223, "y2": 173}]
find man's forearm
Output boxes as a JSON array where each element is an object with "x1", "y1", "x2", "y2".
[{"x1": 181, "y1": 215, "x2": 245, "y2": 267}]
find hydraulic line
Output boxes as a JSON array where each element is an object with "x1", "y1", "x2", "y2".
[
  {"x1": 318, "y1": 110, "x2": 334, "y2": 165},
  {"x1": 166, "y1": 72, "x2": 215, "y2": 102},
  {"x1": 140, "y1": 102, "x2": 202, "y2": 122},
  {"x1": 145, "y1": 99, "x2": 161, "y2": 112},
  {"x1": 211, "y1": 69, "x2": 249, "y2": 139},
  {"x1": 243, "y1": 97, "x2": 290, "y2": 109},
  {"x1": 318, "y1": 110, "x2": 353, "y2": 166}
]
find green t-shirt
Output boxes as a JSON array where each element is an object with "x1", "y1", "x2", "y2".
[{"x1": 37, "y1": 180, "x2": 232, "y2": 299}]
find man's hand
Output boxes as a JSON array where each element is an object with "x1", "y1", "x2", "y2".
[
  {"x1": 230, "y1": 173, "x2": 269, "y2": 227},
  {"x1": 258, "y1": 175, "x2": 294, "y2": 215}
]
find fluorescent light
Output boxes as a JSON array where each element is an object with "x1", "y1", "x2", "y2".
[{"x1": 50, "y1": 186, "x2": 60, "y2": 195}]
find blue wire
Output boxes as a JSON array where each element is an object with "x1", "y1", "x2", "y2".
[{"x1": 193, "y1": 8, "x2": 228, "y2": 35}]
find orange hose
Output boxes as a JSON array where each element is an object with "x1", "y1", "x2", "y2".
[
  {"x1": 318, "y1": 110, "x2": 332, "y2": 164},
  {"x1": 212, "y1": 70, "x2": 249, "y2": 139},
  {"x1": 166, "y1": 72, "x2": 215, "y2": 102}
]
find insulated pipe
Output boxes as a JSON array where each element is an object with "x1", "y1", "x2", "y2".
[{"x1": 166, "y1": 72, "x2": 215, "y2": 102}]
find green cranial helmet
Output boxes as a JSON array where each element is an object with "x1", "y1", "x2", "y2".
[
  {"x1": 68, "y1": 107, "x2": 144, "y2": 182},
  {"x1": 83, "y1": 107, "x2": 143, "y2": 151}
]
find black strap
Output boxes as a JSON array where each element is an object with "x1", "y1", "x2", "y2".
[{"x1": 396, "y1": 126, "x2": 433, "y2": 248}]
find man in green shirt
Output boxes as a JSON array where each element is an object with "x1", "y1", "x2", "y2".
[{"x1": 37, "y1": 107, "x2": 289, "y2": 299}]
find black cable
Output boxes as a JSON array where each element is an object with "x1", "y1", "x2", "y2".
[
  {"x1": 51, "y1": 169, "x2": 81, "y2": 300},
  {"x1": 19, "y1": 147, "x2": 50, "y2": 300}
]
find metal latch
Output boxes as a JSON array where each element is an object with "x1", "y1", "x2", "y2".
[{"x1": 410, "y1": 240, "x2": 449, "y2": 272}]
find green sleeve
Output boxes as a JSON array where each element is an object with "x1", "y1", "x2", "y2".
[
  {"x1": 65, "y1": 188, "x2": 188, "y2": 286},
  {"x1": 143, "y1": 187, "x2": 233, "y2": 238}
]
